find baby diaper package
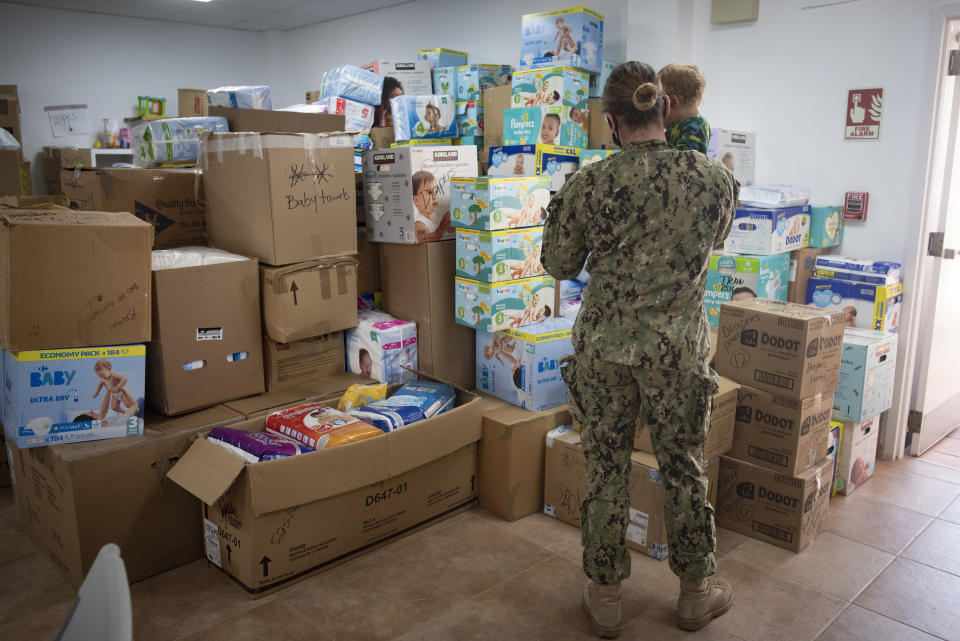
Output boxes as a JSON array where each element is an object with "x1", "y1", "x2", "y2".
[
  {"x1": 450, "y1": 175, "x2": 551, "y2": 230},
  {"x1": 511, "y1": 66, "x2": 590, "y2": 110},
  {"x1": 503, "y1": 105, "x2": 588, "y2": 149},
  {"x1": 206, "y1": 85, "x2": 272, "y2": 110},
  {"x1": 520, "y1": 7, "x2": 604, "y2": 74},
  {"x1": 535, "y1": 144, "x2": 581, "y2": 190},
  {"x1": 589, "y1": 59, "x2": 617, "y2": 98},
  {"x1": 310, "y1": 96, "x2": 376, "y2": 133},
  {"x1": 362, "y1": 60, "x2": 434, "y2": 95},
  {"x1": 723, "y1": 205, "x2": 811, "y2": 255},
  {"x1": 456, "y1": 64, "x2": 513, "y2": 101},
  {"x1": 456, "y1": 100, "x2": 483, "y2": 138},
  {"x1": 813, "y1": 256, "x2": 901, "y2": 287},
  {"x1": 266, "y1": 403, "x2": 383, "y2": 450},
  {"x1": 834, "y1": 416, "x2": 881, "y2": 496},
  {"x1": 456, "y1": 227, "x2": 545, "y2": 282},
  {"x1": 739, "y1": 185, "x2": 811, "y2": 209},
  {"x1": 433, "y1": 66, "x2": 457, "y2": 97},
  {"x1": 579, "y1": 148, "x2": 619, "y2": 168},
  {"x1": 704, "y1": 252, "x2": 790, "y2": 328},
  {"x1": 475, "y1": 315, "x2": 575, "y2": 411},
  {"x1": 391, "y1": 95, "x2": 458, "y2": 141},
  {"x1": 348, "y1": 380, "x2": 456, "y2": 433},
  {"x1": 706, "y1": 129, "x2": 756, "y2": 187},
  {"x1": 337, "y1": 382, "x2": 388, "y2": 412},
  {"x1": 455, "y1": 275, "x2": 556, "y2": 332},
  {"x1": 320, "y1": 65, "x2": 384, "y2": 106},
  {"x1": 418, "y1": 48, "x2": 468, "y2": 68},
  {"x1": 208, "y1": 427, "x2": 309, "y2": 462},
  {"x1": 132, "y1": 116, "x2": 228, "y2": 167},
  {"x1": 806, "y1": 278, "x2": 903, "y2": 333},
  {"x1": 834, "y1": 328, "x2": 898, "y2": 423},
  {"x1": 345, "y1": 310, "x2": 418, "y2": 385},
  {"x1": 807, "y1": 205, "x2": 844, "y2": 248},
  {"x1": 3, "y1": 345, "x2": 146, "y2": 449},
  {"x1": 487, "y1": 144, "x2": 536, "y2": 177}
]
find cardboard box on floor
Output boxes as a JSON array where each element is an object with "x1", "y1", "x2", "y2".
[
  {"x1": 43, "y1": 146, "x2": 93, "y2": 194},
  {"x1": 716, "y1": 455, "x2": 833, "y2": 553},
  {"x1": 0, "y1": 194, "x2": 67, "y2": 208},
  {"x1": 0, "y1": 85, "x2": 21, "y2": 154},
  {"x1": 7, "y1": 404, "x2": 245, "y2": 587},
  {"x1": 0, "y1": 149, "x2": 19, "y2": 197},
  {"x1": 208, "y1": 106, "x2": 344, "y2": 134},
  {"x1": 543, "y1": 427, "x2": 720, "y2": 561},
  {"x1": 357, "y1": 227, "x2": 381, "y2": 295},
  {"x1": 179, "y1": 88, "x2": 209, "y2": 117},
  {"x1": 202, "y1": 131, "x2": 356, "y2": 266},
  {"x1": 262, "y1": 333, "x2": 344, "y2": 392},
  {"x1": 222, "y1": 372, "x2": 373, "y2": 419},
  {"x1": 588, "y1": 98, "x2": 616, "y2": 150},
  {"x1": 167, "y1": 381, "x2": 483, "y2": 597},
  {"x1": 483, "y1": 85, "x2": 512, "y2": 151},
  {"x1": 788, "y1": 247, "x2": 831, "y2": 304},
  {"x1": 834, "y1": 415, "x2": 880, "y2": 496},
  {"x1": 479, "y1": 402, "x2": 571, "y2": 521},
  {"x1": 379, "y1": 240, "x2": 476, "y2": 389},
  {"x1": 60, "y1": 167, "x2": 205, "y2": 249},
  {"x1": 0, "y1": 209, "x2": 152, "y2": 351}
]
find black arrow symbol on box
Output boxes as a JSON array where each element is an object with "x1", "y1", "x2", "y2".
[
  {"x1": 260, "y1": 556, "x2": 271, "y2": 577},
  {"x1": 290, "y1": 281, "x2": 299, "y2": 306},
  {"x1": 225, "y1": 543, "x2": 232, "y2": 563}
]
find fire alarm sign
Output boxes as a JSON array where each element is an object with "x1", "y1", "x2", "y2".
[{"x1": 844, "y1": 192, "x2": 869, "y2": 221}]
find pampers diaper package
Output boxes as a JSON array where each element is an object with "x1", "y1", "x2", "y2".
[
  {"x1": 834, "y1": 328, "x2": 898, "y2": 423},
  {"x1": 503, "y1": 105, "x2": 588, "y2": 149},
  {"x1": 535, "y1": 144, "x2": 581, "y2": 190},
  {"x1": 132, "y1": 116, "x2": 228, "y2": 168},
  {"x1": 3, "y1": 345, "x2": 146, "y2": 449},
  {"x1": 723, "y1": 205, "x2": 811, "y2": 255},
  {"x1": 456, "y1": 64, "x2": 513, "y2": 101},
  {"x1": 345, "y1": 310, "x2": 418, "y2": 386},
  {"x1": 391, "y1": 95, "x2": 458, "y2": 141},
  {"x1": 310, "y1": 96, "x2": 376, "y2": 133},
  {"x1": 579, "y1": 148, "x2": 619, "y2": 168},
  {"x1": 266, "y1": 403, "x2": 383, "y2": 450},
  {"x1": 456, "y1": 227, "x2": 545, "y2": 283},
  {"x1": 349, "y1": 380, "x2": 455, "y2": 433},
  {"x1": 433, "y1": 66, "x2": 457, "y2": 97},
  {"x1": 450, "y1": 175, "x2": 551, "y2": 230},
  {"x1": 206, "y1": 85, "x2": 272, "y2": 110},
  {"x1": 475, "y1": 315, "x2": 575, "y2": 411},
  {"x1": 813, "y1": 256, "x2": 901, "y2": 287},
  {"x1": 455, "y1": 275, "x2": 556, "y2": 332},
  {"x1": 487, "y1": 144, "x2": 537, "y2": 177},
  {"x1": 320, "y1": 65, "x2": 384, "y2": 106},
  {"x1": 806, "y1": 278, "x2": 903, "y2": 333},
  {"x1": 362, "y1": 60, "x2": 434, "y2": 95},
  {"x1": 589, "y1": 59, "x2": 617, "y2": 98},
  {"x1": 704, "y1": 252, "x2": 790, "y2": 327},
  {"x1": 520, "y1": 7, "x2": 604, "y2": 75},
  {"x1": 418, "y1": 48, "x2": 468, "y2": 68},
  {"x1": 808, "y1": 205, "x2": 844, "y2": 248},
  {"x1": 456, "y1": 100, "x2": 483, "y2": 138},
  {"x1": 511, "y1": 66, "x2": 590, "y2": 110}
]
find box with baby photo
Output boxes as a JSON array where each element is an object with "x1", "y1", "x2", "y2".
[
  {"x1": 362, "y1": 144, "x2": 478, "y2": 244},
  {"x1": 456, "y1": 227, "x2": 545, "y2": 283},
  {"x1": 391, "y1": 95, "x2": 458, "y2": 141},
  {"x1": 455, "y1": 275, "x2": 556, "y2": 332},
  {"x1": 503, "y1": 105, "x2": 588, "y2": 149},
  {"x1": 704, "y1": 252, "x2": 789, "y2": 328},
  {"x1": 519, "y1": 7, "x2": 604, "y2": 75},
  {"x1": 456, "y1": 64, "x2": 513, "y2": 102},
  {"x1": 511, "y1": 66, "x2": 590, "y2": 110},
  {"x1": 3, "y1": 345, "x2": 146, "y2": 448},
  {"x1": 450, "y1": 175, "x2": 551, "y2": 231},
  {"x1": 724, "y1": 205, "x2": 810, "y2": 256}
]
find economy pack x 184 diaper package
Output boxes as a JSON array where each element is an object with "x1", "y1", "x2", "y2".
[
  {"x1": 455, "y1": 275, "x2": 556, "y2": 332},
  {"x1": 486, "y1": 144, "x2": 537, "y2": 177},
  {"x1": 391, "y1": 95, "x2": 458, "y2": 141},
  {"x1": 834, "y1": 328, "x2": 898, "y2": 423},
  {"x1": 349, "y1": 380, "x2": 455, "y2": 433},
  {"x1": 704, "y1": 252, "x2": 790, "y2": 327},
  {"x1": 132, "y1": 116, "x2": 229, "y2": 168},
  {"x1": 3, "y1": 345, "x2": 146, "y2": 448},
  {"x1": 450, "y1": 175, "x2": 551, "y2": 231},
  {"x1": 723, "y1": 205, "x2": 811, "y2": 255},
  {"x1": 520, "y1": 7, "x2": 604, "y2": 75},
  {"x1": 456, "y1": 227, "x2": 545, "y2": 282},
  {"x1": 266, "y1": 403, "x2": 383, "y2": 450},
  {"x1": 345, "y1": 310, "x2": 418, "y2": 385},
  {"x1": 475, "y1": 315, "x2": 574, "y2": 411},
  {"x1": 362, "y1": 59, "x2": 434, "y2": 95},
  {"x1": 806, "y1": 277, "x2": 903, "y2": 333},
  {"x1": 511, "y1": 66, "x2": 590, "y2": 110},
  {"x1": 813, "y1": 256, "x2": 902, "y2": 286},
  {"x1": 320, "y1": 65, "x2": 384, "y2": 106},
  {"x1": 535, "y1": 144, "x2": 581, "y2": 190},
  {"x1": 456, "y1": 64, "x2": 513, "y2": 101},
  {"x1": 808, "y1": 205, "x2": 844, "y2": 248},
  {"x1": 503, "y1": 105, "x2": 588, "y2": 148},
  {"x1": 206, "y1": 85, "x2": 271, "y2": 110},
  {"x1": 418, "y1": 48, "x2": 468, "y2": 68},
  {"x1": 579, "y1": 148, "x2": 619, "y2": 168}
]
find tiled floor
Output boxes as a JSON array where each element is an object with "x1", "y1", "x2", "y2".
[{"x1": 2, "y1": 427, "x2": 960, "y2": 641}]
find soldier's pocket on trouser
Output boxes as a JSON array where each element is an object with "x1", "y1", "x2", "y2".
[{"x1": 559, "y1": 355, "x2": 586, "y2": 425}]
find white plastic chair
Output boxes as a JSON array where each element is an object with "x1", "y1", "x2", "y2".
[{"x1": 56, "y1": 543, "x2": 133, "y2": 641}]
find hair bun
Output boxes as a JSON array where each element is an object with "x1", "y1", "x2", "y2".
[{"x1": 631, "y1": 82, "x2": 660, "y2": 111}]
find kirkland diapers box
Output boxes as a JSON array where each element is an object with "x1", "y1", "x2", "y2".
[
  {"x1": 3, "y1": 345, "x2": 146, "y2": 449},
  {"x1": 715, "y1": 299, "x2": 845, "y2": 400},
  {"x1": 834, "y1": 328, "x2": 897, "y2": 423},
  {"x1": 455, "y1": 275, "x2": 557, "y2": 332},
  {"x1": 263, "y1": 334, "x2": 345, "y2": 392},
  {"x1": 362, "y1": 60, "x2": 434, "y2": 95},
  {"x1": 724, "y1": 206, "x2": 810, "y2": 256},
  {"x1": 806, "y1": 278, "x2": 902, "y2": 333},
  {"x1": 716, "y1": 455, "x2": 832, "y2": 553},
  {"x1": 167, "y1": 384, "x2": 483, "y2": 597},
  {"x1": 201, "y1": 131, "x2": 356, "y2": 266},
  {"x1": 706, "y1": 129, "x2": 755, "y2": 187},
  {"x1": 704, "y1": 252, "x2": 790, "y2": 328},
  {"x1": 503, "y1": 105, "x2": 588, "y2": 149},
  {"x1": 0, "y1": 209, "x2": 153, "y2": 351},
  {"x1": 363, "y1": 144, "x2": 478, "y2": 244},
  {"x1": 834, "y1": 415, "x2": 880, "y2": 496},
  {"x1": 519, "y1": 7, "x2": 605, "y2": 75},
  {"x1": 450, "y1": 175, "x2": 551, "y2": 230}
]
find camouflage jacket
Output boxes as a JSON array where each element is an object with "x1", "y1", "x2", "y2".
[{"x1": 542, "y1": 139, "x2": 737, "y2": 367}]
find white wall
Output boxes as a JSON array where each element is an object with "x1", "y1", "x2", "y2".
[{"x1": 0, "y1": 2, "x2": 271, "y2": 188}]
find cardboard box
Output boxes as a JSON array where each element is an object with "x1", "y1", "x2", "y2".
[
  {"x1": 260, "y1": 256, "x2": 359, "y2": 343},
  {"x1": 362, "y1": 144, "x2": 478, "y2": 245},
  {"x1": 208, "y1": 105, "x2": 344, "y2": 134},
  {"x1": 806, "y1": 278, "x2": 902, "y2": 334},
  {"x1": 788, "y1": 247, "x2": 831, "y2": 304},
  {"x1": 0, "y1": 85, "x2": 21, "y2": 152},
  {"x1": 519, "y1": 7, "x2": 604, "y2": 75},
  {"x1": 543, "y1": 427, "x2": 719, "y2": 561},
  {"x1": 356, "y1": 227, "x2": 381, "y2": 295},
  {"x1": 19, "y1": 160, "x2": 31, "y2": 195},
  {"x1": 149, "y1": 256, "x2": 264, "y2": 415},
  {"x1": 834, "y1": 328, "x2": 897, "y2": 423},
  {"x1": 808, "y1": 206, "x2": 844, "y2": 248},
  {"x1": 367, "y1": 126, "x2": 395, "y2": 150},
  {"x1": 503, "y1": 105, "x2": 588, "y2": 149},
  {"x1": 4, "y1": 345, "x2": 146, "y2": 449},
  {"x1": 633, "y1": 377, "x2": 740, "y2": 461},
  {"x1": 834, "y1": 415, "x2": 880, "y2": 496},
  {"x1": 222, "y1": 373, "x2": 372, "y2": 419},
  {"x1": 60, "y1": 167, "x2": 205, "y2": 249},
  {"x1": 715, "y1": 299, "x2": 845, "y2": 400},
  {"x1": 42, "y1": 146, "x2": 93, "y2": 194},
  {"x1": 179, "y1": 88, "x2": 210, "y2": 117},
  {"x1": 588, "y1": 98, "x2": 616, "y2": 149},
  {"x1": 704, "y1": 252, "x2": 790, "y2": 328},
  {"x1": 511, "y1": 66, "x2": 590, "y2": 110},
  {"x1": 483, "y1": 85, "x2": 512, "y2": 151},
  {"x1": 0, "y1": 209, "x2": 153, "y2": 351},
  {"x1": 728, "y1": 386, "x2": 833, "y2": 475},
  {"x1": 450, "y1": 175, "x2": 551, "y2": 231},
  {"x1": 0, "y1": 431, "x2": 9, "y2": 488},
  {"x1": 706, "y1": 129, "x2": 756, "y2": 187},
  {"x1": 419, "y1": 48, "x2": 468, "y2": 68},
  {"x1": 0, "y1": 194, "x2": 67, "y2": 208},
  {"x1": 455, "y1": 275, "x2": 556, "y2": 332},
  {"x1": 263, "y1": 333, "x2": 344, "y2": 392},
  {"x1": 479, "y1": 403, "x2": 571, "y2": 521},
  {"x1": 8, "y1": 404, "x2": 244, "y2": 587},
  {"x1": 168, "y1": 383, "x2": 483, "y2": 596},
  {"x1": 0, "y1": 149, "x2": 19, "y2": 197},
  {"x1": 362, "y1": 60, "x2": 434, "y2": 95},
  {"x1": 379, "y1": 241, "x2": 476, "y2": 389},
  {"x1": 716, "y1": 455, "x2": 832, "y2": 552},
  {"x1": 724, "y1": 206, "x2": 810, "y2": 256},
  {"x1": 203, "y1": 132, "x2": 356, "y2": 266}
]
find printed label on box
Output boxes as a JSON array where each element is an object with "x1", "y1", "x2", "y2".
[
  {"x1": 626, "y1": 508, "x2": 648, "y2": 547},
  {"x1": 197, "y1": 327, "x2": 224, "y2": 341},
  {"x1": 204, "y1": 519, "x2": 222, "y2": 568}
]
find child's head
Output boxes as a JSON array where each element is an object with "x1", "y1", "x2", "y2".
[
  {"x1": 843, "y1": 305, "x2": 858, "y2": 328},
  {"x1": 513, "y1": 155, "x2": 524, "y2": 169},
  {"x1": 482, "y1": 344, "x2": 496, "y2": 360},
  {"x1": 569, "y1": 106, "x2": 585, "y2": 125},
  {"x1": 412, "y1": 170, "x2": 438, "y2": 217},
  {"x1": 539, "y1": 114, "x2": 560, "y2": 144},
  {"x1": 731, "y1": 287, "x2": 756, "y2": 301},
  {"x1": 658, "y1": 63, "x2": 705, "y2": 125},
  {"x1": 94, "y1": 359, "x2": 112, "y2": 378},
  {"x1": 358, "y1": 349, "x2": 373, "y2": 378},
  {"x1": 546, "y1": 90, "x2": 560, "y2": 104},
  {"x1": 555, "y1": 16, "x2": 565, "y2": 27}
]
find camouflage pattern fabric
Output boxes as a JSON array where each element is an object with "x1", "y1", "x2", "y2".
[{"x1": 666, "y1": 114, "x2": 711, "y2": 154}]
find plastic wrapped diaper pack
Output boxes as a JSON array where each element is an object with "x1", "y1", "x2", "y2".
[
  {"x1": 208, "y1": 427, "x2": 308, "y2": 462},
  {"x1": 813, "y1": 256, "x2": 902, "y2": 286},
  {"x1": 738, "y1": 185, "x2": 811, "y2": 209},
  {"x1": 391, "y1": 95, "x2": 458, "y2": 141},
  {"x1": 346, "y1": 310, "x2": 418, "y2": 386},
  {"x1": 338, "y1": 382, "x2": 388, "y2": 413},
  {"x1": 151, "y1": 246, "x2": 248, "y2": 271},
  {"x1": 0, "y1": 127, "x2": 20, "y2": 150},
  {"x1": 132, "y1": 116, "x2": 229, "y2": 167},
  {"x1": 265, "y1": 403, "x2": 382, "y2": 450},
  {"x1": 349, "y1": 380, "x2": 456, "y2": 433},
  {"x1": 206, "y1": 85, "x2": 272, "y2": 110},
  {"x1": 320, "y1": 65, "x2": 384, "y2": 106},
  {"x1": 302, "y1": 96, "x2": 376, "y2": 133}
]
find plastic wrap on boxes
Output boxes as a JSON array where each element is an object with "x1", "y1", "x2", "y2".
[
  {"x1": 132, "y1": 116, "x2": 228, "y2": 167},
  {"x1": 739, "y1": 185, "x2": 811, "y2": 209},
  {"x1": 0, "y1": 128, "x2": 19, "y2": 150},
  {"x1": 151, "y1": 246, "x2": 248, "y2": 270},
  {"x1": 390, "y1": 95, "x2": 458, "y2": 141},
  {"x1": 320, "y1": 65, "x2": 384, "y2": 106},
  {"x1": 206, "y1": 85, "x2": 272, "y2": 110},
  {"x1": 348, "y1": 380, "x2": 455, "y2": 433}
]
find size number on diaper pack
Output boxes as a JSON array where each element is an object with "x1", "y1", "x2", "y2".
[
  {"x1": 365, "y1": 481, "x2": 409, "y2": 506},
  {"x1": 197, "y1": 327, "x2": 224, "y2": 341}
]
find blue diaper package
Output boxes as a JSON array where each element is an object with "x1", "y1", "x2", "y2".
[
  {"x1": 589, "y1": 59, "x2": 617, "y2": 98},
  {"x1": 456, "y1": 64, "x2": 513, "y2": 101},
  {"x1": 432, "y1": 66, "x2": 458, "y2": 97},
  {"x1": 520, "y1": 7, "x2": 604, "y2": 74},
  {"x1": 391, "y1": 95, "x2": 458, "y2": 141},
  {"x1": 806, "y1": 278, "x2": 903, "y2": 333},
  {"x1": 132, "y1": 116, "x2": 228, "y2": 167},
  {"x1": 320, "y1": 65, "x2": 384, "y2": 106},
  {"x1": 813, "y1": 256, "x2": 902, "y2": 286},
  {"x1": 348, "y1": 380, "x2": 456, "y2": 433},
  {"x1": 418, "y1": 48, "x2": 468, "y2": 68},
  {"x1": 206, "y1": 85, "x2": 272, "y2": 110}
]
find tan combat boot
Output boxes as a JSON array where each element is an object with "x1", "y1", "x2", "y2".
[
  {"x1": 582, "y1": 581, "x2": 622, "y2": 638},
  {"x1": 675, "y1": 577, "x2": 733, "y2": 630}
]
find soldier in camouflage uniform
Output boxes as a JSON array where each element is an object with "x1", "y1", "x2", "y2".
[{"x1": 541, "y1": 61, "x2": 738, "y2": 638}]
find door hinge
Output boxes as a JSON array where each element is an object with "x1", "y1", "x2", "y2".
[
  {"x1": 908, "y1": 410, "x2": 923, "y2": 433},
  {"x1": 928, "y1": 232, "x2": 945, "y2": 257},
  {"x1": 949, "y1": 50, "x2": 960, "y2": 76}
]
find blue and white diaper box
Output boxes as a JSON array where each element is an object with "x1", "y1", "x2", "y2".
[
  {"x1": 589, "y1": 59, "x2": 617, "y2": 98},
  {"x1": 3, "y1": 345, "x2": 146, "y2": 449},
  {"x1": 456, "y1": 64, "x2": 513, "y2": 101},
  {"x1": 520, "y1": 7, "x2": 604, "y2": 75},
  {"x1": 455, "y1": 275, "x2": 557, "y2": 332},
  {"x1": 450, "y1": 175, "x2": 551, "y2": 230},
  {"x1": 806, "y1": 278, "x2": 902, "y2": 333},
  {"x1": 456, "y1": 227, "x2": 545, "y2": 283},
  {"x1": 808, "y1": 205, "x2": 844, "y2": 248},
  {"x1": 320, "y1": 65, "x2": 384, "y2": 106},
  {"x1": 206, "y1": 85, "x2": 272, "y2": 110},
  {"x1": 834, "y1": 328, "x2": 898, "y2": 423},
  {"x1": 418, "y1": 48, "x2": 468, "y2": 68},
  {"x1": 475, "y1": 315, "x2": 575, "y2": 411},
  {"x1": 390, "y1": 95, "x2": 458, "y2": 141},
  {"x1": 511, "y1": 66, "x2": 590, "y2": 110},
  {"x1": 813, "y1": 256, "x2": 901, "y2": 287},
  {"x1": 535, "y1": 144, "x2": 582, "y2": 190},
  {"x1": 433, "y1": 66, "x2": 457, "y2": 97},
  {"x1": 723, "y1": 205, "x2": 811, "y2": 255},
  {"x1": 579, "y1": 148, "x2": 619, "y2": 168},
  {"x1": 503, "y1": 105, "x2": 588, "y2": 149},
  {"x1": 486, "y1": 144, "x2": 580, "y2": 189},
  {"x1": 455, "y1": 100, "x2": 483, "y2": 138},
  {"x1": 704, "y1": 252, "x2": 790, "y2": 328}
]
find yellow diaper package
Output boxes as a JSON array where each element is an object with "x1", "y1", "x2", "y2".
[{"x1": 338, "y1": 383, "x2": 388, "y2": 412}]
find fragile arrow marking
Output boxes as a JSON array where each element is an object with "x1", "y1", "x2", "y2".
[
  {"x1": 290, "y1": 281, "x2": 299, "y2": 305},
  {"x1": 260, "y1": 556, "x2": 271, "y2": 577},
  {"x1": 225, "y1": 543, "x2": 232, "y2": 563}
]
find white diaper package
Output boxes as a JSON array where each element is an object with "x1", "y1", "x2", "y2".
[
  {"x1": 151, "y1": 246, "x2": 248, "y2": 270},
  {"x1": 305, "y1": 96, "x2": 376, "y2": 133},
  {"x1": 813, "y1": 256, "x2": 902, "y2": 287},
  {"x1": 320, "y1": 65, "x2": 384, "y2": 106},
  {"x1": 0, "y1": 127, "x2": 19, "y2": 150},
  {"x1": 132, "y1": 116, "x2": 229, "y2": 167},
  {"x1": 391, "y1": 95, "x2": 458, "y2": 141},
  {"x1": 206, "y1": 85, "x2": 272, "y2": 110},
  {"x1": 345, "y1": 310, "x2": 418, "y2": 386},
  {"x1": 738, "y1": 184, "x2": 811, "y2": 209}
]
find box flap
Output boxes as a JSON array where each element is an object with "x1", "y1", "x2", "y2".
[
  {"x1": 717, "y1": 376, "x2": 740, "y2": 396},
  {"x1": 208, "y1": 106, "x2": 346, "y2": 134},
  {"x1": 0, "y1": 208, "x2": 151, "y2": 228},
  {"x1": 166, "y1": 436, "x2": 248, "y2": 505},
  {"x1": 386, "y1": 391, "x2": 482, "y2": 478},
  {"x1": 484, "y1": 403, "x2": 569, "y2": 428}
]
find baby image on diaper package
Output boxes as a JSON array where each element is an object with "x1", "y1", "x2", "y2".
[
  {"x1": 704, "y1": 252, "x2": 790, "y2": 327},
  {"x1": 456, "y1": 227, "x2": 545, "y2": 283},
  {"x1": 579, "y1": 148, "x2": 619, "y2": 168},
  {"x1": 345, "y1": 310, "x2": 418, "y2": 386},
  {"x1": 455, "y1": 275, "x2": 556, "y2": 332},
  {"x1": 806, "y1": 278, "x2": 902, "y2": 333},
  {"x1": 535, "y1": 144, "x2": 581, "y2": 190},
  {"x1": 456, "y1": 64, "x2": 513, "y2": 101},
  {"x1": 391, "y1": 95, "x2": 458, "y2": 141},
  {"x1": 724, "y1": 205, "x2": 811, "y2": 256},
  {"x1": 450, "y1": 175, "x2": 551, "y2": 231},
  {"x1": 519, "y1": 7, "x2": 605, "y2": 75},
  {"x1": 487, "y1": 144, "x2": 537, "y2": 177},
  {"x1": 3, "y1": 345, "x2": 146, "y2": 449},
  {"x1": 511, "y1": 66, "x2": 590, "y2": 110},
  {"x1": 503, "y1": 105, "x2": 588, "y2": 149}
]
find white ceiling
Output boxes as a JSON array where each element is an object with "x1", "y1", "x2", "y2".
[{"x1": 4, "y1": 0, "x2": 417, "y2": 31}]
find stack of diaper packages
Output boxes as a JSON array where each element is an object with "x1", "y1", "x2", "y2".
[
  {"x1": 131, "y1": 116, "x2": 229, "y2": 167},
  {"x1": 805, "y1": 256, "x2": 903, "y2": 333},
  {"x1": 317, "y1": 64, "x2": 386, "y2": 164},
  {"x1": 348, "y1": 379, "x2": 455, "y2": 432}
]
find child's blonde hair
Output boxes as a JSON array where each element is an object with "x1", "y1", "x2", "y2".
[
  {"x1": 94, "y1": 359, "x2": 112, "y2": 373},
  {"x1": 658, "y1": 63, "x2": 706, "y2": 107}
]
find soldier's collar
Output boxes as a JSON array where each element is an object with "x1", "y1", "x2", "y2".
[{"x1": 621, "y1": 139, "x2": 670, "y2": 149}]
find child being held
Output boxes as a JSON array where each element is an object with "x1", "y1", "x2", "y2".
[{"x1": 658, "y1": 63, "x2": 710, "y2": 154}]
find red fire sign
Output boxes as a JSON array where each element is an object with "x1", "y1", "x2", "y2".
[
  {"x1": 845, "y1": 88, "x2": 883, "y2": 140},
  {"x1": 844, "y1": 192, "x2": 869, "y2": 222}
]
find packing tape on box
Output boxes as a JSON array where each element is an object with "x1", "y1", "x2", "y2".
[
  {"x1": 203, "y1": 132, "x2": 354, "y2": 159},
  {"x1": 269, "y1": 256, "x2": 357, "y2": 298}
]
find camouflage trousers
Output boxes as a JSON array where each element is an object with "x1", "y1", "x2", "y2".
[{"x1": 561, "y1": 352, "x2": 719, "y2": 583}]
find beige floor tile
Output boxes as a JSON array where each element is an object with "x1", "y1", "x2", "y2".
[
  {"x1": 478, "y1": 510, "x2": 585, "y2": 554},
  {"x1": 0, "y1": 549, "x2": 75, "y2": 627},
  {"x1": 826, "y1": 495, "x2": 932, "y2": 554},
  {"x1": 920, "y1": 448, "x2": 960, "y2": 469},
  {"x1": 725, "y1": 532, "x2": 893, "y2": 601},
  {"x1": 934, "y1": 437, "x2": 960, "y2": 458},
  {"x1": 716, "y1": 527, "x2": 751, "y2": 556},
  {"x1": 0, "y1": 507, "x2": 36, "y2": 564},
  {"x1": 816, "y1": 604, "x2": 941, "y2": 641},
  {"x1": 472, "y1": 555, "x2": 658, "y2": 641},
  {"x1": 941, "y1": 495, "x2": 960, "y2": 525},
  {"x1": 855, "y1": 557, "x2": 960, "y2": 641},
  {"x1": 854, "y1": 464, "x2": 960, "y2": 516},
  {"x1": 0, "y1": 600, "x2": 74, "y2": 641},
  {"x1": 392, "y1": 599, "x2": 535, "y2": 641},
  {"x1": 896, "y1": 455, "x2": 960, "y2": 485},
  {"x1": 619, "y1": 601, "x2": 746, "y2": 641},
  {"x1": 387, "y1": 515, "x2": 553, "y2": 598},
  {"x1": 0, "y1": 487, "x2": 14, "y2": 513},
  {"x1": 176, "y1": 600, "x2": 328, "y2": 641},
  {"x1": 902, "y1": 519, "x2": 960, "y2": 577}
]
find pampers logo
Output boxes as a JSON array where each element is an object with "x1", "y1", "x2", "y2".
[{"x1": 30, "y1": 367, "x2": 77, "y2": 387}]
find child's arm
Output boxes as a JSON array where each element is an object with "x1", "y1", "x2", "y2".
[{"x1": 93, "y1": 381, "x2": 104, "y2": 398}]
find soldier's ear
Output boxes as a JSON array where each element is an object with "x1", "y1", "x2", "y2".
[{"x1": 663, "y1": 95, "x2": 672, "y2": 121}]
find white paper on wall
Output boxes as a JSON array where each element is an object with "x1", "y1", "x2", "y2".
[{"x1": 45, "y1": 104, "x2": 90, "y2": 137}]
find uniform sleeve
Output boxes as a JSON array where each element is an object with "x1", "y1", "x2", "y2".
[
  {"x1": 542, "y1": 170, "x2": 589, "y2": 281},
  {"x1": 713, "y1": 167, "x2": 739, "y2": 247}
]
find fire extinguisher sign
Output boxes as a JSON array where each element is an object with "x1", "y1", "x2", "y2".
[{"x1": 845, "y1": 88, "x2": 883, "y2": 140}]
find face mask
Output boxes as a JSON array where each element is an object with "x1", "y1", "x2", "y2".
[{"x1": 607, "y1": 115, "x2": 622, "y2": 149}]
